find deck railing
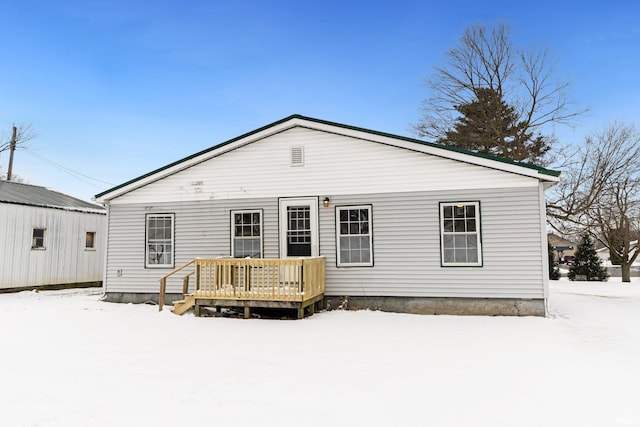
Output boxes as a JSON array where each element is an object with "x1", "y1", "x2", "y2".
[
  {"x1": 158, "y1": 257, "x2": 325, "y2": 311},
  {"x1": 158, "y1": 258, "x2": 198, "y2": 311}
]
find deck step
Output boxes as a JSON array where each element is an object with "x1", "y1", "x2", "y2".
[{"x1": 171, "y1": 294, "x2": 195, "y2": 315}]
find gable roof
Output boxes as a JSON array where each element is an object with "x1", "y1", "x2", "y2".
[
  {"x1": 95, "y1": 114, "x2": 561, "y2": 202},
  {"x1": 0, "y1": 180, "x2": 105, "y2": 214}
]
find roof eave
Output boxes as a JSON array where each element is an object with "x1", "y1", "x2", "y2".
[{"x1": 95, "y1": 114, "x2": 562, "y2": 202}]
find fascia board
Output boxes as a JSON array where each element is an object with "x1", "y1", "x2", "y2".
[{"x1": 95, "y1": 118, "x2": 305, "y2": 202}]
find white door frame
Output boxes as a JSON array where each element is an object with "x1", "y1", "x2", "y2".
[{"x1": 278, "y1": 197, "x2": 319, "y2": 258}]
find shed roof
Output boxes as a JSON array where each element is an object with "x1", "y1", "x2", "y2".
[
  {"x1": 95, "y1": 114, "x2": 561, "y2": 202},
  {"x1": 0, "y1": 181, "x2": 105, "y2": 214}
]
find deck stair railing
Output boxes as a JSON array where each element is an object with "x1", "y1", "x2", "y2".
[
  {"x1": 158, "y1": 258, "x2": 198, "y2": 311},
  {"x1": 158, "y1": 257, "x2": 325, "y2": 313}
]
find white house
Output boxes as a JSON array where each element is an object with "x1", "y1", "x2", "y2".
[
  {"x1": 95, "y1": 115, "x2": 560, "y2": 316},
  {"x1": 0, "y1": 181, "x2": 106, "y2": 291}
]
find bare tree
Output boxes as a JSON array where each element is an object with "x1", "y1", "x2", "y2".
[
  {"x1": 0, "y1": 165, "x2": 24, "y2": 182},
  {"x1": 414, "y1": 23, "x2": 584, "y2": 164},
  {"x1": 547, "y1": 123, "x2": 640, "y2": 282}
]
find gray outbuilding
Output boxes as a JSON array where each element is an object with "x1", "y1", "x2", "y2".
[{"x1": 0, "y1": 181, "x2": 106, "y2": 290}]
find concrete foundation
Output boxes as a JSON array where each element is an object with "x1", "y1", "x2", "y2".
[
  {"x1": 0, "y1": 281, "x2": 102, "y2": 294},
  {"x1": 103, "y1": 292, "x2": 182, "y2": 305},
  {"x1": 105, "y1": 292, "x2": 546, "y2": 317},
  {"x1": 323, "y1": 295, "x2": 546, "y2": 317}
]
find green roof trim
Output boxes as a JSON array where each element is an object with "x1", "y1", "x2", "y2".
[{"x1": 95, "y1": 114, "x2": 561, "y2": 199}]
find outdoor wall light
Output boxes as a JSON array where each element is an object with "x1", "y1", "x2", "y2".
[{"x1": 323, "y1": 197, "x2": 330, "y2": 207}]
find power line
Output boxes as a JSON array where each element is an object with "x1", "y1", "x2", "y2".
[{"x1": 21, "y1": 147, "x2": 116, "y2": 189}]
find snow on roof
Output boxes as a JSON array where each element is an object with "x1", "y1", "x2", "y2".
[{"x1": 0, "y1": 180, "x2": 105, "y2": 214}]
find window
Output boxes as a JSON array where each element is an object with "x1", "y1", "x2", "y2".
[
  {"x1": 336, "y1": 205, "x2": 373, "y2": 267},
  {"x1": 287, "y1": 206, "x2": 311, "y2": 256},
  {"x1": 146, "y1": 214, "x2": 174, "y2": 268},
  {"x1": 440, "y1": 202, "x2": 482, "y2": 266},
  {"x1": 85, "y1": 232, "x2": 96, "y2": 249},
  {"x1": 231, "y1": 210, "x2": 262, "y2": 258},
  {"x1": 32, "y1": 228, "x2": 45, "y2": 249}
]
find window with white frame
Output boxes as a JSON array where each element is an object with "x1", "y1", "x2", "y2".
[
  {"x1": 440, "y1": 202, "x2": 482, "y2": 266},
  {"x1": 336, "y1": 205, "x2": 373, "y2": 267},
  {"x1": 231, "y1": 210, "x2": 263, "y2": 258},
  {"x1": 146, "y1": 214, "x2": 174, "y2": 268}
]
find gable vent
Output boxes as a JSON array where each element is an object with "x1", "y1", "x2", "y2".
[{"x1": 290, "y1": 146, "x2": 304, "y2": 166}]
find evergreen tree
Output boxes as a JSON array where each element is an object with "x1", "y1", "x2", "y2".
[
  {"x1": 548, "y1": 243, "x2": 561, "y2": 280},
  {"x1": 438, "y1": 88, "x2": 551, "y2": 164},
  {"x1": 568, "y1": 233, "x2": 608, "y2": 281}
]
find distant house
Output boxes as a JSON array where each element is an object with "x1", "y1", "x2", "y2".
[
  {"x1": 0, "y1": 181, "x2": 106, "y2": 291},
  {"x1": 597, "y1": 241, "x2": 640, "y2": 266},
  {"x1": 548, "y1": 233, "x2": 576, "y2": 264},
  {"x1": 95, "y1": 115, "x2": 560, "y2": 317}
]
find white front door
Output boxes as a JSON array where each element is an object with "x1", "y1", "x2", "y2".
[{"x1": 279, "y1": 197, "x2": 319, "y2": 258}]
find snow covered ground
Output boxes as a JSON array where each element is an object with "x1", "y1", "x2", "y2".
[{"x1": 1, "y1": 278, "x2": 639, "y2": 427}]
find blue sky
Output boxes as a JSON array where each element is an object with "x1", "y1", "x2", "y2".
[{"x1": 0, "y1": 0, "x2": 638, "y2": 201}]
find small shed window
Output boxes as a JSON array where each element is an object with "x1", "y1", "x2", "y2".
[
  {"x1": 32, "y1": 228, "x2": 46, "y2": 249},
  {"x1": 439, "y1": 201, "x2": 482, "y2": 267},
  {"x1": 85, "y1": 232, "x2": 96, "y2": 249}
]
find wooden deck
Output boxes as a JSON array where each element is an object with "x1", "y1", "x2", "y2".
[{"x1": 159, "y1": 257, "x2": 325, "y2": 318}]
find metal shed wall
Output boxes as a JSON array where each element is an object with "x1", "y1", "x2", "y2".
[{"x1": 0, "y1": 203, "x2": 106, "y2": 289}]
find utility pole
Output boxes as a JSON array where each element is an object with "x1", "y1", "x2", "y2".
[{"x1": 6, "y1": 125, "x2": 16, "y2": 181}]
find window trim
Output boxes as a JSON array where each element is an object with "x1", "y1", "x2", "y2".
[
  {"x1": 439, "y1": 201, "x2": 483, "y2": 267},
  {"x1": 278, "y1": 197, "x2": 320, "y2": 258},
  {"x1": 335, "y1": 204, "x2": 374, "y2": 268},
  {"x1": 145, "y1": 213, "x2": 175, "y2": 269},
  {"x1": 32, "y1": 228, "x2": 46, "y2": 250},
  {"x1": 230, "y1": 209, "x2": 264, "y2": 258}
]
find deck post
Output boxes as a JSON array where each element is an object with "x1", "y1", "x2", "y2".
[
  {"x1": 244, "y1": 306, "x2": 251, "y2": 319},
  {"x1": 196, "y1": 262, "x2": 201, "y2": 292},
  {"x1": 159, "y1": 278, "x2": 166, "y2": 312},
  {"x1": 182, "y1": 275, "x2": 190, "y2": 295}
]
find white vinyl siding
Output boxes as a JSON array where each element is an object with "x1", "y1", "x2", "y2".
[
  {"x1": 104, "y1": 186, "x2": 545, "y2": 299},
  {"x1": 319, "y1": 187, "x2": 544, "y2": 299},
  {"x1": 99, "y1": 113, "x2": 548, "y2": 300},
  {"x1": 336, "y1": 205, "x2": 373, "y2": 267},
  {"x1": 110, "y1": 126, "x2": 537, "y2": 205},
  {"x1": 439, "y1": 202, "x2": 482, "y2": 266},
  {"x1": 104, "y1": 198, "x2": 279, "y2": 295},
  {"x1": 145, "y1": 214, "x2": 174, "y2": 268},
  {"x1": 231, "y1": 210, "x2": 262, "y2": 258}
]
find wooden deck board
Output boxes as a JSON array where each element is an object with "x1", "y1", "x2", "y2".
[
  {"x1": 159, "y1": 257, "x2": 325, "y2": 318},
  {"x1": 194, "y1": 293, "x2": 324, "y2": 318}
]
